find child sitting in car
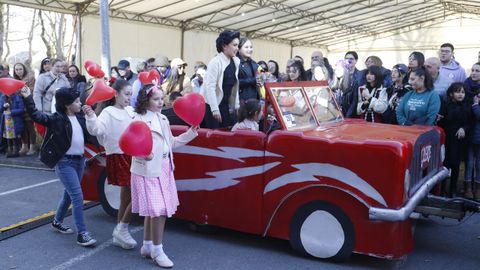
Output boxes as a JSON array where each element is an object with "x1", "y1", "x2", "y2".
[{"x1": 232, "y1": 99, "x2": 262, "y2": 131}]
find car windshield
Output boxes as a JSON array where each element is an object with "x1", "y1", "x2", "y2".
[
  {"x1": 267, "y1": 82, "x2": 343, "y2": 131},
  {"x1": 304, "y1": 86, "x2": 343, "y2": 124},
  {"x1": 270, "y1": 87, "x2": 317, "y2": 131}
]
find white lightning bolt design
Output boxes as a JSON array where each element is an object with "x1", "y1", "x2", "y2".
[
  {"x1": 264, "y1": 163, "x2": 387, "y2": 207},
  {"x1": 176, "y1": 162, "x2": 280, "y2": 191},
  {"x1": 84, "y1": 146, "x2": 106, "y2": 167},
  {"x1": 174, "y1": 145, "x2": 283, "y2": 163}
]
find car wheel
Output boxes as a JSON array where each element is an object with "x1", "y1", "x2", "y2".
[
  {"x1": 289, "y1": 201, "x2": 355, "y2": 261},
  {"x1": 97, "y1": 170, "x2": 120, "y2": 218}
]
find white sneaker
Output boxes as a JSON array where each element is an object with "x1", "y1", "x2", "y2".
[
  {"x1": 140, "y1": 245, "x2": 152, "y2": 258},
  {"x1": 151, "y1": 249, "x2": 174, "y2": 268},
  {"x1": 112, "y1": 227, "x2": 137, "y2": 249}
]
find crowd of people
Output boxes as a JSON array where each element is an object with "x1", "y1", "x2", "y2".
[{"x1": 1, "y1": 29, "x2": 480, "y2": 268}]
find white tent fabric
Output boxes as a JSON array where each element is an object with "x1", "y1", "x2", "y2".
[{"x1": 4, "y1": 0, "x2": 480, "y2": 73}]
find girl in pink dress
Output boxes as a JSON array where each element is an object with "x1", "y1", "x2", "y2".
[{"x1": 131, "y1": 84, "x2": 198, "y2": 268}]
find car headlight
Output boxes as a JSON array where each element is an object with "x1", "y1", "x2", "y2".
[
  {"x1": 404, "y1": 169, "x2": 410, "y2": 198},
  {"x1": 440, "y1": 144, "x2": 445, "y2": 163}
]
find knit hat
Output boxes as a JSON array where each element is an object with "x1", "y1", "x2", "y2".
[
  {"x1": 154, "y1": 54, "x2": 169, "y2": 67},
  {"x1": 55, "y1": 87, "x2": 79, "y2": 112}
]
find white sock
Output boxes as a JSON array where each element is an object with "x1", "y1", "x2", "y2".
[
  {"x1": 152, "y1": 244, "x2": 162, "y2": 255},
  {"x1": 143, "y1": 240, "x2": 153, "y2": 248},
  {"x1": 117, "y1": 222, "x2": 129, "y2": 230}
]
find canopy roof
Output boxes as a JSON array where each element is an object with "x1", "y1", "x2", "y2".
[{"x1": 5, "y1": 0, "x2": 480, "y2": 49}]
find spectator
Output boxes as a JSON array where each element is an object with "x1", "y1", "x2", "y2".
[
  {"x1": 463, "y1": 62, "x2": 480, "y2": 104},
  {"x1": 61, "y1": 61, "x2": 69, "y2": 75},
  {"x1": 154, "y1": 54, "x2": 170, "y2": 84},
  {"x1": 267, "y1": 60, "x2": 279, "y2": 81},
  {"x1": 191, "y1": 64, "x2": 206, "y2": 93},
  {"x1": 359, "y1": 55, "x2": 393, "y2": 88},
  {"x1": 13, "y1": 63, "x2": 37, "y2": 155},
  {"x1": 33, "y1": 58, "x2": 70, "y2": 114},
  {"x1": 0, "y1": 89, "x2": 25, "y2": 157},
  {"x1": 67, "y1": 65, "x2": 87, "y2": 98},
  {"x1": 383, "y1": 64, "x2": 412, "y2": 124},
  {"x1": 162, "y1": 58, "x2": 192, "y2": 107},
  {"x1": 287, "y1": 60, "x2": 307, "y2": 82},
  {"x1": 200, "y1": 30, "x2": 241, "y2": 129},
  {"x1": 356, "y1": 66, "x2": 388, "y2": 122},
  {"x1": 0, "y1": 63, "x2": 10, "y2": 153},
  {"x1": 439, "y1": 43, "x2": 467, "y2": 82},
  {"x1": 307, "y1": 51, "x2": 327, "y2": 80},
  {"x1": 408, "y1": 51, "x2": 425, "y2": 71},
  {"x1": 257, "y1": 60, "x2": 268, "y2": 72},
  {"x1": 396, "y1": 67, "x2": 440, "y2": 126},
  {"x1": 437, "y1": 82, "x2": 470, "y2": 197},
  {"x1": 278, "y1": 58, "x2": 295, "y2": 82},
  {"x1": 425, "y1": 57, "x2": 453, "y2": 99},
  {"x1": 232, "y1": 98, "x2": 262, "y2": 131},
  {"x1": 136, "y1": 61, "x2": 147, "y2": 73},
  {"x1": 190, "y1": 61, "x2": 207, "y2": 81},
  {"x1": 466, "y1": 89, "x2": 480, "y2": 199},
  {"x1": 39, "y1": 58, "x2": 51, "y2": 75},
  {"x1": 117, "y1": 60, "x2": 138, "y2": 85},
  {"x1": 237, "y1": 37, "x2": 260, "y2": 102},
  {"x1": 145, "y1": 57, "x2": 156, "y2": 71},
  {"x1": 334, "y1": 51, "x2": 361, "y2": 118}
]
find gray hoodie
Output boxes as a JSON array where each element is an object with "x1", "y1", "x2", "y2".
[{"x1": 439, "y1": 59, "x2": 466, "y2": 83}]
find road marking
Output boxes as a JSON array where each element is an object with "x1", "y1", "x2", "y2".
[
  {"x1": 50, "y1": 226, "x2": 143, "y2": 270},
  {"x1": 0, "y1": 179, "x2": 59, "y2": 197}
]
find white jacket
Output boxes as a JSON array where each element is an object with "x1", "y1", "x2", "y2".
[
  {"x1": 200, "y1": 52, "x2": 240, "y2": 113},
  {"x1": 86, "y1": 106, "x2": 135, "y2": 155},
  {"x1": 130, "y1": 111, "x2": 197, "y2": 178},
  {"x1": 356, "y1": 86, "x2": 388, "y2": 115}
]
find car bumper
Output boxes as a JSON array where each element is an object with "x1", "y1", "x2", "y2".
[{"x1": 368, "y1": 167, "x2": 449, "y2": 221}]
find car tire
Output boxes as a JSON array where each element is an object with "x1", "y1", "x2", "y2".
[
  {"x1": 289, "y1": 201, "x2": 355, "y2": 261},
  {"x1": 97, "y1": 170, "x2": 120, "y2": 218}
]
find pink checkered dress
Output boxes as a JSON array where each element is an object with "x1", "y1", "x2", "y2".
[{"x1": 131, "y1": 157, "x2": 179, "y2": 218}]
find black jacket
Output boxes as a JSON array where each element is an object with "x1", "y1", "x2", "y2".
[
  {"x1": 23, "y1": 96, "x2": 98, "y2": 168},
  {"x1": 238, "y1": 55, "x2": 259, "y2": 101}
]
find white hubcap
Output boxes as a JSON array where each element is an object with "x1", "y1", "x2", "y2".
[
  {"x1": 300, "y1": 210, "x2": 345, "y2": 258},
  {"x1": 104, "y1": 178, "x2": 120, "y2": 210}
]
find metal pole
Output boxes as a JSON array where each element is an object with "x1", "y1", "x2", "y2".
[
  {"x1": 75, "y1": 4, "x2": 82, "y2": 68},
  {"x1": 100, "y1": 0, "x2": 111, "y2": 77},
  {"x1": 180, "y1": 26, "x2": 185, "y2": 59}
]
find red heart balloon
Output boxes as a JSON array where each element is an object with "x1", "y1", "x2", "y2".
[
  {"x1": 138, "y1": 71, "x2": 150, "y2": 85},
  {"x1": 119, "y1": 121, "x2": 153, "y2": 157},
  {"x1": 84, "y1": 60, "x2": 105, "y2": 78},
  {"x1": 147, "y1": 70, "x2": 160, "y2": 84},
  {"x1": 173, "y1": 92, "x2": 206, "y2": 126},
  {"x1": 0, "y1": 78, "x2": 26, "y2": 96},
  {"x1": 85, "y1": 79, "x2": 116, "y2": 106},
  {"x1": 138, "y1": 70, "x2": 160, "y2": 85}
]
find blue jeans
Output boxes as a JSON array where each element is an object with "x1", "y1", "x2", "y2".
[
  {"x1": 54, "y1": 156, "x2": 87, "y2": 234},
  {"x1": 465, "y1": 144, "x2": 480, "y2": 183}
]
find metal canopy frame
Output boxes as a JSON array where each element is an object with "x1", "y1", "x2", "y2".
[{"x1": 2, "y1": 0, "x2": 479, "y2": 49}]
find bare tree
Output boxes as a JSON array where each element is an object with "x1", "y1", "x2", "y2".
[
  {"x1": 0, "y1": 4, "x2": 4, "y2": 60},
  {"x1": 39, "y1": 10, "x2": 55, "y2": 59},
  {"x1": 25, "y1": 9, "x2": 38, "y2": 68},
  {"x1": 2, "y1": 4, "x2": 10, "y2": 62}
]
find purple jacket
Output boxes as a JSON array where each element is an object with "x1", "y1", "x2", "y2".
[{"x1": 440, "y1": 60, "x2": 467, "y2": 83}]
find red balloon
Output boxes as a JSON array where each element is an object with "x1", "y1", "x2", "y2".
[
  {"x1": 173, "y1": 92, "x2": 206, "y2": 126},
  {"x1": 83, "y1": 59, "x2": 105, "y2": 78},
  {"x1": 138, "y1": 70, "x2": 160, "y2": 85},
  {"x1": 147, "y1": 69, "x2": 160, "y2": 84},
  {"x1": 0, "y1": 78, "x2": 26, "y2": 96},
  {"x1": 85, "y1": 79, "x2": 116, "y2": 106},
  {"x1": 119, "y1": 121, "x2": 153, "y2": 157}
]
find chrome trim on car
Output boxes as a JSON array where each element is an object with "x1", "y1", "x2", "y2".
[{"x1": 368, "y1": 167, "x2": 449, "y2": 221}]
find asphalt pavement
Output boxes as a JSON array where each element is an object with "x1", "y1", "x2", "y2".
[{"x1": 1, "y1": 165, "x2": 480, "y2": 270}]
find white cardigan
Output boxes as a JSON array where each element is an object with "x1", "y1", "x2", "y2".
[
  {"x1": 200, "y1": 52, "x2": 240, "y2": 113},
  {"x1": 356, "y1": 86, "x2": 388, "y2": 115},
  {"x1": 86, "y1": 106, "x2": 135, "y2": 155},
  {"x1": 130, "y1": 110, "x2": 197, "y2": 178}
]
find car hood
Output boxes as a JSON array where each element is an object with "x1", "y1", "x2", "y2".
[{"x1": 302, "y1": 119, "x2": 433, "y2": 144}]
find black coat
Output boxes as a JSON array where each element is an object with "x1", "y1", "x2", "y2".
[
  {"x1": 23, "y1": 96, "x2": 98, "y2": 168},
  {"x1": 238, "y1": 55, "x2": 259, "y2": 101}
]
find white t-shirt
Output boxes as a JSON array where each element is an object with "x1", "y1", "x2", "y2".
[{"x1": 66, "y1": 115, "x2": 85, "y2": 155}]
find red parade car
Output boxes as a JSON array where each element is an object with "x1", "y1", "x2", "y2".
[{"x1": 81, "y1": 81, "x2": 449, "y2": 260}]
